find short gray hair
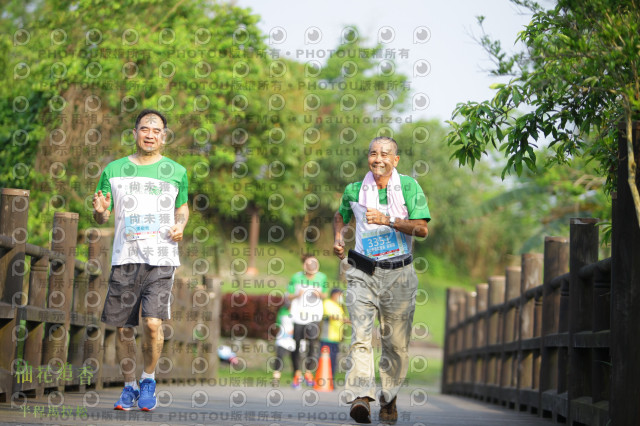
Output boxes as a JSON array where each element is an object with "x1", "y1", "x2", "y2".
[{"x1": 369, "y1": 136, "x2": 398, "y2": 155}]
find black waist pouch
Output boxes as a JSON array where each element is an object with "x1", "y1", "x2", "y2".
[{"x1": 348, "y1": 249, "x2": 375, "y2": 275}]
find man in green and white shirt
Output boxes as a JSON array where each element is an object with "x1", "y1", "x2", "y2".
[
  {"x1": 333, "y1": 136, "x2": 430, "y2": 424},
  {"x1": 93, "y1": 109, "x2": 188, "y2": 412}
]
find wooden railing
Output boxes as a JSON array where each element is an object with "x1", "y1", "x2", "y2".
[
  {"x1": 0, "y1": 188, "x2": 221, "y2": 403},
  {"x1": 442, "y1": 122, "x2": 640, "y2": 426},
  {"x1": 442, "y1": 218, "x2": 610, "y2": 425}
]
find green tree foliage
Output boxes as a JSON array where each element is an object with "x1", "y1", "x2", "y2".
[
  {"x1": 0, "y1": 1, "x2": 410, "y2": 254},
  {"x1": 289, "y1": 37, "x2": 411, "y2": 246},
  {"x1": 445, "y1": 0, "x2": 640, "y2": 227},
  {"x1": 2, "y1": 0, "x2": 269, "y2": 246},
  {"x1": 393, "y1": 120, "x2": 535, "y2": 278},
  {"x1": 3, "y1": 0, "x2": 577, "y2": 281},
  {"x1": 483, "y1": 153, "x2": 611, "y2": 252}
]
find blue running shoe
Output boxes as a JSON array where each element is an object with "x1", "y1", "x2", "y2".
[
  {"x1": 304, "y1": 371, "x2": 315, "y2": 387},
  {"x1": 292, "y1": 372, "x2": 302, "y2": 389},
  {"x1": 138, "y1": 378, "x2": 157, "y2": 411},
  {"x1": 114, "y1": 386, "x2": 139, "y2": 410}
]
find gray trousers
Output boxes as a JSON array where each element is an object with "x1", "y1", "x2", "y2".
[{"x1": 344, "y1": 262, "x2": 418, "y2": 402}]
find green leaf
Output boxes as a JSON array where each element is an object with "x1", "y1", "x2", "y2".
[
  {"x1": 515, "y1": 161, "x2": 523, "y2": 176},
  {"x1": 512, "y1": 86, "x2": 522, "y2": 105}
]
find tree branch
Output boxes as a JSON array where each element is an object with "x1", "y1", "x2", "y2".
[
  {"x1": 150, "y1": 0, "x2": 188, "y2": 33},
  {"x1": 625, "y1": 108, "x2": 640, "y2": 229}
]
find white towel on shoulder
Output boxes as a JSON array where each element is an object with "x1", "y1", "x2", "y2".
[{"x1": 358, "y1": 168, "x2": 408, "y2": 220}]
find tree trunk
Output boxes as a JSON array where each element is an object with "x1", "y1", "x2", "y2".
[
  {"x1": 294, "y1": 212, "x2": 311, "y2": 249},
  {"x1": 246, "y1": 205, "x2": 259, "y2": 276}
]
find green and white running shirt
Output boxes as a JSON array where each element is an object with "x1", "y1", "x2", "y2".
[
  {"x1": 287, "y1": 271, "x2": 328, "y2": 324},
  {"x1": 338, "y1": 174, "x2": 430, "y2": 260},
  {"x1": 96, "y1": 156, "x2": 188, "y2": 266}
]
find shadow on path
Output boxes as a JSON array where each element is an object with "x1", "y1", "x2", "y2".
[{"x1": 0, "y1": 383, "x2": 553, "y2": 425}]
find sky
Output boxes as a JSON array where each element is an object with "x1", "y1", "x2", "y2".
[{"x1": 235, "y1": 0, "x2": 533, "y2": 124}]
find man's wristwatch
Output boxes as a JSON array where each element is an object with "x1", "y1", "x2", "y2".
[{"x1": 389, "y1": 217, "x2": 396, "y2": 228}]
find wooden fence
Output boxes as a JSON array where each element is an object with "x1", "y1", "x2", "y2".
[
  {"x1": 442, "y1": 122, "x2": 640, "y2": 426},
  {"x1": 442, "y1": 218, "x2": 610, "y2": 425},
  {"x1": 0, "y1": 188, "x2": 221, "y2": 403}
]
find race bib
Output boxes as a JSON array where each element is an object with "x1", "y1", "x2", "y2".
[
  {"x1": 124, "y1": 213, "x2": 163, "y2": 241},
  {"x1": 361, "y1": 228, "x2": 409, "y2": 260}
]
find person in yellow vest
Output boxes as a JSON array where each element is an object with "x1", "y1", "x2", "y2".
[{"x1": 321, "y1": 288, "x2": 348, "y2": 374}]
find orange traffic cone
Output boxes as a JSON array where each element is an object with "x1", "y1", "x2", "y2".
[{"x1": 314, "y1": 345, "x2": 334, "y2": 392}]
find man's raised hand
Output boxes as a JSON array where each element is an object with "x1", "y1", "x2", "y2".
[
  {"x1": 333, "y1": 237, "x2": 345, "y2": 260},
  {"x1": 93, "y1": 190, "x2": 111, "y2": 213},
  {"x1": 92, "y1": 191, "x2": 111, "y2": 224}
]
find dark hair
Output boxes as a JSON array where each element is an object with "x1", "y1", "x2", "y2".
[
  {"x1": 135, "y1": 109, "x2": 167, "y2": 129},
  {"x1": 369, "y1": 136, "x2": 399, "y2": 155},
  {"x1": 301, "y1": 253, "x2": 317, "y2": 263}
]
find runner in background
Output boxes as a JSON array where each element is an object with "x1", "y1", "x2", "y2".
[
  {"x1": 287, "y1": 254, "x2": 328, "y2": 388},
  {"x1": 271, "y1": 299, "x2": 296, "y2": 386},
  {"x1": 321, "y1": 288, "x2": 348, "y2": 374}
]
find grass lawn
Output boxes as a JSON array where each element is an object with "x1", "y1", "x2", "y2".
[
  {"x1": 217, "y1": 358, "x2": 442, "y2": 388},
  {"x1": 185, "y1": 240, "x2": 475, "y2": 348},
  {"x1": 181, "y1": 239, "x2": 475, "y2": 388}
]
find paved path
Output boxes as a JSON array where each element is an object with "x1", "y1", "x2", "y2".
[{"x1": 0, "y1": 384, "x2": 552, "y2": 425}]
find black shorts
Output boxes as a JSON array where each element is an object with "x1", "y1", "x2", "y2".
[{"x1": 101, "y1": 263, "x2": 175, "y2": 327}]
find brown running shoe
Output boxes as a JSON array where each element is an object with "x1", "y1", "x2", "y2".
[
  {"x1": 379, "y1": 395, "x2": 397, "y2": 425},
  {"x1": 350, "y1": 397, "x2": 372, "y2": 424}
]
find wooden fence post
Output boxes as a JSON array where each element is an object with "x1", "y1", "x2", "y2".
[
  {"x1": 441, "y1": 287, "x2": 465, "y2": 394},
  {"x1": 84, "y1": 228, "x2": 111, "y2": 389},
  {"x1": 518, "y1": 253, "x2": 543, "y2": 413},
  {"x1": 42, "y1": 212, "x2": 78, "y2": 389},
  {"x1": 68, "y1": 262, "x2": 89, "y2": 390},
  {"x1": 474, "y1": 283, "x2": 488, "y2": 396},
  {"x1": 540, "y1": 236, "x2": 569, "y2": 420},
  {"x1": 23, "y1": 244, "x2": 49, "y2": 398},
  {"x1": 500, "y1": 266, "x2": 521, "y2": 408},
  {"x1": 504, "y1": 266, "x2": 522, "y2": 344},
  {"x1": 188, "y1": 278, "x2": 208, "y2": 381},
  {"x1": 568, "y1": 217, "x2": 599, "y2": 424},
  {"x1": 591, "y1": 258, "x2": 611, "y2": 410},
  {"x1": 610, "y1": 122, "x2": 640, "y2": 426},
  {"x1": 455, "y1": 295, "x2": 467, "y2": 385},
  {"x1": 557, "y1": 249, "x2": 571, "y2": 409},
  {"x1": 487, "y1": 275, "x2": 505, "y2": 401},
  {"x1": 464, "y1": 291, "x2": 477, "y2": 387},
  {"x1": 0, "y1": 188, "x2": 30, "y2": 400},
  {"x1": 177, "y1": 277, "x2": 192, "y2": 380},
  {"x1": 204, "y1": 276, "x2": 221, "y2": 381}
]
